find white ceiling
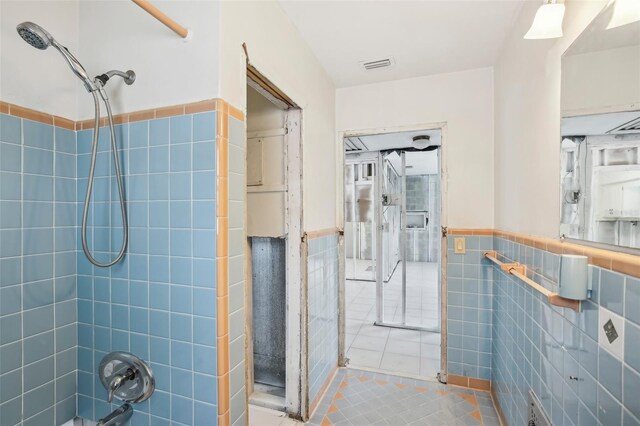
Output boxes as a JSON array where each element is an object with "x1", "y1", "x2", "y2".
[
  {"x1": 386, "y1": 150, "x2": 439, "y2": 176},
  {"x1": 562, "y1": 111, "x2": 640, "y2": 136},
  {"x1": 354, "y1": 129, "x2": 441, "y2": 151},
  {"x1": 345, "y1": 129, "x2": 441, "y2": 175},
  {"x1": 278, "y1": 0, "x2": 525, "y2": 87}
]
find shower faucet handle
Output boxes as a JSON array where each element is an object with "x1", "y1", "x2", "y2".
[
  {"x1": 107, "y1": 368, "x2": 135, "y2": 403},
  {"x1": 99, "y1": 352, "x2": 155, "y2": 404}
]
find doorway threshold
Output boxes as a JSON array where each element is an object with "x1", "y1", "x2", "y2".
[{"x1": 249, "y1": 383, "x2": 286, "y2": 412}]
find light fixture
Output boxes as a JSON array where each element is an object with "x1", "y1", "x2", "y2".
[
  {"x1": 607, "y1": 0, "x2": 640, "y2": 29},
  {"x1": 524, "y1": 0, "x2": 566, "y2": 40},
  {"x1": 412, "y1": 135, "x2": 431, "y2": 150}
]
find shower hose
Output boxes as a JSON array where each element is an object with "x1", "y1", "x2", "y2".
[{"x1": 81, "y1": 86, "x2": 128, "y2": 267}]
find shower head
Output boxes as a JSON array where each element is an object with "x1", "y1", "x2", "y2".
[
  {"x1": 16, "y1": 21, "x2": 96, "y2": 92},
  {"x1": 17, "y1": 22, "x2": 53, "y2": 50}
]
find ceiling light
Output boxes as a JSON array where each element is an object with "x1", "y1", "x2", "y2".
[
  {"x1": 412, "y1": 135, "x2": 431, "y2": 149},
  {"x1": 607, "y1": 0, "x2": 640, "y2": 29},
  {"x1": 524, "y1": 0, "x2": 565, "y2": 40}
]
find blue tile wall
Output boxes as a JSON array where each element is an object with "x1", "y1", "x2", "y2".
[
  {"x1": 490, "y1": 236, "x2": 640, "y2": 426},
  {"x1": 446, "y1": 235, "x2": 494, "y2": 381},
  {"x1": 308, "y1": 234, "x2": 339, "y2": 403},
  {"x1": 76, "y1": 112, "x2": 218, "y2": 425},
  {"x1": 0, "y1": 114, "x2": 78, "y2": 426}
]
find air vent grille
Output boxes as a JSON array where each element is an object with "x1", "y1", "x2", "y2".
[
  {"x1": 609, "y1": 117, "x2": 640, "y2": 134},
  {"x1": 528, "y1": 391, "x2": 551, "y2": 426},
  {"x1": 361, "y1": 57, "x2": 394, "y2": 71}
]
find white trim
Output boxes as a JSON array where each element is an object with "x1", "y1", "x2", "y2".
[{"x1": 285, "y1": 108, "x2": 304, "y2": 418}]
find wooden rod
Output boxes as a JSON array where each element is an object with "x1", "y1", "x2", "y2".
[
  {"x1": 483, "y1": 251, "x2": 581, "y2": 312},
  {"x1": 131, "y1": 0, "x2": 190, "y2": 38},
  {"x1": 509, "y1": 269, "x2": 552, "y2": 298}
]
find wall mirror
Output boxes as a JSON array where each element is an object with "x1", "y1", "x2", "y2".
[{"x1": 560, "y1": 0, "x2": 640, "y2": 250}]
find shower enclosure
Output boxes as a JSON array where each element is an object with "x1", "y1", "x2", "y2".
[{"x1": 345, "y1": 149, "x2": 441, "y2": 331}]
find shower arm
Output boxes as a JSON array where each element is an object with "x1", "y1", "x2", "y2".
[{"x1": 95, "y1": 70, "x2": 136, "y2": 87}]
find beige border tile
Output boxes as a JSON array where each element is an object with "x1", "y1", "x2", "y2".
[
  {"x1": 0, "y1": 98, "x2": 223, "y2": 130},
  {"x1": 228, "y1": 104, "x2": 245, "y2": 121},
  {"x1": 155, "y1": 104, "x2": 185, "y2": 119},
  {"x1": 53, "y1": 116, "x2": 76, "y2": 131},
  {"x1": 448, "y1": 374, "x2": 469, "y2": 387},
  {"x1": 10, "y1": 104, "x2": 53, "y2": 125},
  {"x1": 449, "y1": 228, "x2": 640, "y2": 278},
  {"x1": 186, "y1": 100, "x2": 217, "y2": 114},
  {"x1": 468, "y1": 378, "x2": 491, "y2": 391}
]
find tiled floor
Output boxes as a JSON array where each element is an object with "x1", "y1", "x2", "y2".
[
  {"x1": 346, "y1": 262, "x2": 441, "y2": 379},
  {"x1": 308, "y1": 369, "x2": 501, "y2": 426}
]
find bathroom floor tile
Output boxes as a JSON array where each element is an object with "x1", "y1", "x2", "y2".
[
  {"x1": 385, "y1": 339, "x2": 421, "y2": 357},
  {"x1": 346, "y1": 261, "x2": 442, "y2": 381},
  {"x1": 351, "y1": 335, "x2": 388, "y2": 352},
  {"x1": 347, "y1": 347, "x2": 383, "y2": 369},
  {"x1": 380, "y1": 352, "x2": 421, "y2": 375},
  {"x1": 309, "y1": 368, "x2": 500, "y2": 426}
]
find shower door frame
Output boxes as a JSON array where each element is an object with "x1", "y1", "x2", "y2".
[
  {"x1": 375, "y1": 149, "x2": 441, "y2": 333},
  {"x1": 337, "y1": 122, "x2": 450, "y2": 382}
]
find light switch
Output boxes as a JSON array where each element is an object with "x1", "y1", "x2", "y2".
[{"x1": 454, "y1": 238, "x2": 466, "y2": 254}]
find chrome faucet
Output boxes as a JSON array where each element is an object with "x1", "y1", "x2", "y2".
[{"x1": 107, "y1": 368, "x2": 135, "y2": 403}]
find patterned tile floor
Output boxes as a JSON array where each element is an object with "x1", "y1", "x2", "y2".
[{"x1": 308, "y1": 369, "x2": 501, "y2": 426}]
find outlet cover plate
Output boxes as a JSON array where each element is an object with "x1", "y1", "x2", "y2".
[{"x1": 598, "y1": 306, "x2": 624, "y2": 361}]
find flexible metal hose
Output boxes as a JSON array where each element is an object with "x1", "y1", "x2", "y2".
[{"x1": 81, "y1": 90, "x2": 128, "y2": 267}]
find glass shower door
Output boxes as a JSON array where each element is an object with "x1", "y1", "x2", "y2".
[
  {"x1": 378, "y1": 150, "x2": 440, "y2": 332},
  {"x1": 344, "y1": 158, "x2": 377, "y2": 281}
]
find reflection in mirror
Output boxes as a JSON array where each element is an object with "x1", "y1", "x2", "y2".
[{"x1": 560, "y1": 0, "x2": 640, "y2": 250}]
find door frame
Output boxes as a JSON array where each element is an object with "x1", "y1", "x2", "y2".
[
  {"x1": 245, "y1": 65, "x2": 305, "y2": 417},
  {"x1": 336, "y1": 122, "x2": 449, "y2": 382}
]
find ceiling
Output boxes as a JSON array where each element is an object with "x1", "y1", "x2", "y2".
[
  {"x1": 386, "y1": 150, "x2": 439, "y2": 176},
  {"x1": 345, "y1": 129, "x2": 441, "y2": 175},
  {"x1": 278, "y1": 0, "x2": 525, "y2": 87},
  {"x1": 562, "y1": 111, "x2": 640, "y2": 137},
  {"x1": 350, "y1": 129, "x2": 442, "y2": 152}
]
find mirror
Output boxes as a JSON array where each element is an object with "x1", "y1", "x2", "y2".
[{"x1": 560, "y1": 0, "x2": 640, "y2": 250}]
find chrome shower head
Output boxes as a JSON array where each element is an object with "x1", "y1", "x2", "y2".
[
  {"x1": 16, "y1": 21, "x2": 96, "y2": 92},
  {"x1": 17, "y1": 22, "x2": 53, "y2": 50}
]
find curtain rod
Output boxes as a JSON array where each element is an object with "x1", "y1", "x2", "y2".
[{"x1": 131, "y1": 0, "x2": 191, "y2": 40}]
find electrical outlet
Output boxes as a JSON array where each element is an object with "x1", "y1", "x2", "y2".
[
  {"x1": 599, "y1": 306, "x2": 625, "y2": 361},
  {"x1": 454, "y1": 238, "x2": 466, "y2": 254}
]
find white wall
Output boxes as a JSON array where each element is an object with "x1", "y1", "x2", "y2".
[
  {"x1": 494, "y1": 0, "x2": 609, "y2": 237},
  {"x1": 562, "y1": 45, "x2": 640, "y2": 115},
  {"x1": 219, "y1": 0, "x2": 337, "y2": 232},
  {"x1": 336, "y1": 67, "x2": 495, "y2": 229},
  {"x1": 1, "y1": 1, "x2": 220, "y2": 120},
  {"x1": 0, "y1": 1, "x2": 80, "y2": 118},
  {"x1": 77, "y1": 0, "x2": 220, "y2": 120}
]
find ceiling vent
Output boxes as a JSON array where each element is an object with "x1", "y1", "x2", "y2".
[
  {"x1": 360, "y1": 57, "x2": 395, "y2": 71},
  {"x1": 608, "y1": 116, "x2": 640, "y2": 134}
]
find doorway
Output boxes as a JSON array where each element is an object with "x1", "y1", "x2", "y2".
[
  {"x1": 245, "y1": 67, "x2": 303, "y2": 417},
  {"x1": 342, "y1": 128, "x2": 445, "y2": 380}
]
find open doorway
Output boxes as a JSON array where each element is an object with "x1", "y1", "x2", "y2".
[
  {"x1": 342, "y1": 129, "x2": 445, "y2": 380},
  {"x1": 245, "y1": 68, "x2": 303, "y2": 416}
]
